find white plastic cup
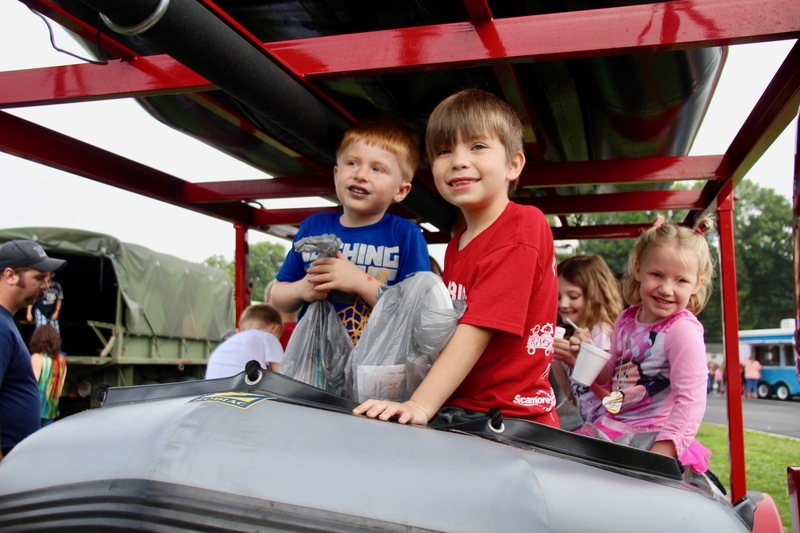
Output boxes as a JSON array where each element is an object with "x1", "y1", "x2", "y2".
[
  {"x1": 572, "y1": 342, "x2": 612, "y2": 386},
  {"x1": 555, "y1": 326, "x2": 566, "y2": 339}
]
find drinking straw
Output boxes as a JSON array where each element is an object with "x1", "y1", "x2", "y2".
[{"x1": 564, "y1": 317, "x2": 580, "y2": 330}]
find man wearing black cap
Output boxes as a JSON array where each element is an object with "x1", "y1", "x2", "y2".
[{"x1": 0, "y1": 240, "x2": 66, "y2": 461}]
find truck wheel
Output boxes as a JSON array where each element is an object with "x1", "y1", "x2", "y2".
[
  {"x1": 756, "y1": 383, "x2": 771, "y2": 399},
  {"x1": 775, "y1": 383, "x2": 790, "y2": 401}
]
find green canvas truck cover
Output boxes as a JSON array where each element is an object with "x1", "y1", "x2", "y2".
[{"x1": 0, "y1": 227, "x2": 234, "y2": 340}]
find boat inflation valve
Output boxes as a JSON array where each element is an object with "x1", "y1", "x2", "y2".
[{"x1": 244, "y1": 360, "x2": 263, "y2": 385}]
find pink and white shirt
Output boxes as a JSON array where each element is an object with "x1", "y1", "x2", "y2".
[{"x1": 596, "y1": 305, "x2": 708, "y2": 458}]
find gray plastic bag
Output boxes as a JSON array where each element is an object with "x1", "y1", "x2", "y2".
[
  {"x1": 350, "y1": 272, "x2": 465, "y2": 402},
  {"x1": 280, "y1": 298, "x2": 353, "y2": 395},
  {"x1": 279, "y1": 234, "x2": 354, "y2": 396}
]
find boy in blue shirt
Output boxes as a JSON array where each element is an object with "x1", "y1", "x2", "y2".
[{"x1": 271, "y1": 119, "x2": 430, "y2": 345}]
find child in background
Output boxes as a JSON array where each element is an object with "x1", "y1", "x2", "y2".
[
  {"x1": 205, "y1": 303, "x2": 284, "y2": 379},
  {"x1": 354, "y1": 88, "x2": 559, "y2": 427},
  {"x1": 552, "y1": 255, "x2": 623, "y2": 427},
  {"x1": 270, "y1": 119, "x2": 430, "y2": 346},
  {"x1": 26, "y1": 272, "x2": 63, "y2": 334},
  {"x1": 29, "y1": 324, "x2": 67, "y2": 427},
  {"x1": 263, "y1": 279, "x2": 297, "y2": 350},
  {"x1": 714, "y1": 364, "x2": 725, "y2": 394},
  {"x1": 575, "y1": 216, "x2": 715, "y2": 473}
]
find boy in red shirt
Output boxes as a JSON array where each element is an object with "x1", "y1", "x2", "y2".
[{"x1": 354, "y1": 89, "x2": 559, "y2": 427}]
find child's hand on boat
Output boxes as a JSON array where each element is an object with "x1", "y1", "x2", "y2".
[{"x1": 353, "y1": 399, "x2": 431, "y2": 425}]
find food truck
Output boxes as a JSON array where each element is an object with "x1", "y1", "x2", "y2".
[{"x1": 739, "y1": 319, "x2": 800, "y2": 400}]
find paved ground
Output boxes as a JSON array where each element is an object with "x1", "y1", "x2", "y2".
[{"x1": 703, "y1": 393, "x2": 800, "y2": 440}]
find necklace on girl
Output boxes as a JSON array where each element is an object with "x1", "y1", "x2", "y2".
[{"x1": 602, "y1": 360, "x2": 632, "y2": 414}]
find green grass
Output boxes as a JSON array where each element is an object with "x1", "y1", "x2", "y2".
[{"x1": 697, "y1": 423, "x2": 799, "y2": 532}]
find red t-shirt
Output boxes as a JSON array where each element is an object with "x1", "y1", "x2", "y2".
[
  {"x1": 279, "y1": 322, "x2": 296, "y2": 350},
  {"x1": 442, "y1": 202, "x2": 559, "y2": 425}
]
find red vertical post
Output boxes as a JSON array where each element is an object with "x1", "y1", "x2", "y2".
[
  {"x1": 793, "y1": 115, "x2": 800, "y2": 404},
  {"x1": 234, "y1": 224, "x2": 251, "y2": 327},
  {"x1": 717, "y1": 193, "x2": 747, "y2": 501}
]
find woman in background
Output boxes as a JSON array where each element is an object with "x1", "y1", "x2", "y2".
[{"x1": 29, "y1": 325, "x2": 67, "y2": 427}]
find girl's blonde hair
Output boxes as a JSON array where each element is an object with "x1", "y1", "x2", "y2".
[
  {"x1": 622, "y1": 216, "x2": 716, "y2": 315},
  {"x1": 558, "y1": 254, "x2": 623, "y2": 333}
]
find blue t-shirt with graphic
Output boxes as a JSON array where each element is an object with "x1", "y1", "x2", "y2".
[{"x1": 276, "y1": 212, "x2": 430, "y2": 343}]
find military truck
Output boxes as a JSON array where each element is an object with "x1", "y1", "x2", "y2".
[{"x1": 0, "y1": 227, "x2": 234, "y2": 413}]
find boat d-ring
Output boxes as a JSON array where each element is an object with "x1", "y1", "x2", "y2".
[
  {"x1": 245, "y1": 369, "x2": 263, "y2": 385},
  {"x1": 488, "y1": 421, "x2": 506, "y2": 433},
  {"x1": 244, "y1": 360, "x2": 264, "y2": 385},
  {"x1": 487, "y1": 407, "x2": 505, "y2": 433},
  {"x1": 100, "y1": 0, "x2": 170, "y2": 36}
]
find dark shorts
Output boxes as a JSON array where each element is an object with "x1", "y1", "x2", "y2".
[{"x1": 745, "y1": 378, "x2": 759, "y2": 394}]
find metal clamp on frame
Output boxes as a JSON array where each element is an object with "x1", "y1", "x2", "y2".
[{"x1": 100, "y1": 0, "x2": 170, "y2": 36}]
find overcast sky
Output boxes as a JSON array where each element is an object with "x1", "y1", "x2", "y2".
[{"x1": 0, "y1": 3, "x2": 796, "y2": 266}]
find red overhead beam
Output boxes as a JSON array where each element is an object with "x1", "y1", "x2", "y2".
[
  {"x1": 723, "y1": 41, "x2": 800, "y2": 182},
  {"x1": 251, "y1": 206, "x2": 340, "y2": 227},
  {"x1": 523, "y1": 189, "x2": 706, "y2": 215},
  {"x1": 3, "y1": 0, "x2": 798, "y2": 108},
  {"x1": 0, "y1": 110, "x2": 257, "y2": 225},
  {"x1": 687, "y1": 40, "x2": 800, "y2": 226},
  {"x1": 182, "y1": 175, "x2": 334, "y2": 203},
  {"x1": 268, "y1": 0, "x2": 800, "y2": 79},
  {"x1": 180, "y1": 154, "x2": 725, "y2": 204},
  {"x1": 552, "y1": 224, "x2": 651, "y2": 241},
  {"x1": 520, "y1": 155, "x2": 725, "y2": 188},
  {"x1": 0, "y1": 57, "x2": 213, "y2": 108}
]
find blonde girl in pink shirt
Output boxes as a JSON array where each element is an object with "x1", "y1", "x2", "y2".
[{"x1": 574, "y1": 216, "x2": 716, "y2": 474}]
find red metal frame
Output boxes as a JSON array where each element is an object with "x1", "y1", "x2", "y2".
[
  {"x1": 717, "y1": 194, "x2": 747, "y2": 500},
  {"x1": 2, "y1": 1, "x2": 796, "y2": 239},
  {"x1": 789, "y1": 467, "x2": 800, "y2": 533},
  {"x1": 3, "y1": 0, "x2": 800, "y2": 502},
  {"x1": 234, "y1": 224, "x2": 250, "y2": 324}
]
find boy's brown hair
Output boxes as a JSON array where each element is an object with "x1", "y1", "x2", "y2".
[
  {"x1": 336, "y1": 118, "x2": 420, "y2": 183},
  {"x1": 239, "y1": 303, "x2": 283, "y2": 332},
  {"x1": 425, "y1": 88, "x2": 524, "y2": 190}
]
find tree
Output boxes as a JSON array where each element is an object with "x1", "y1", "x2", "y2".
[
  {"x1": 202, "y1": 241, "x2": 288, "y2": 302},
  {"x1": 203, "y1": 254, "x2": 234, "y2": 282},
  {"x1": 567, "y1": 180, "x2": 793, "y2": 342},
  {"x1": 248, "y1": 241, "x2": 288, "y2": 300},
  {"x1": 725, "y1": 180, "x2": 792, "y2": 331},
  {"x1": 570, "y1": 207, "x2": 688, "y2": 275}
]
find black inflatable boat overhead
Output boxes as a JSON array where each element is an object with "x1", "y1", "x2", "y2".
[{"x1": 62, "y1": 0, "x2": 724, "y2": 235}]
